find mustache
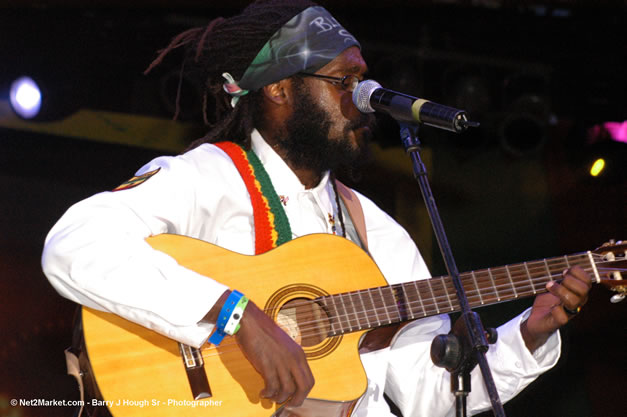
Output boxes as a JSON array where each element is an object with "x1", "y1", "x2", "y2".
[{"x1": 348, "y1": 112, "x2": 377, "y2": 131}]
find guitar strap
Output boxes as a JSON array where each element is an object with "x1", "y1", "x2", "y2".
[
  {"x1": 214, "y1": 141, "x2": 369, "y2": 254},
  {"x1": 334, "y1": 180, "x2": 369, "y2": 253},
  {"x1": 65, "y1": 348, "x2": 85, "y2": 417},
  {"x1": 214, "y1": 141, "x2": 293, "y2": 254},
  {"x1": 67, "y1": 308, "x2": 112, "y2": 417}
]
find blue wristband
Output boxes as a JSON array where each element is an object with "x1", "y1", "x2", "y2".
[{"x1": 209, "y1": 290, "x2": 244, "y2": 346}]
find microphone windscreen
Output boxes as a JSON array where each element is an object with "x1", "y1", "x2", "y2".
[{"x1": 352, "y1": 80, "x2": 381, "y2": 113}]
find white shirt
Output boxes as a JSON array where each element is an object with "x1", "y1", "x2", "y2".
[{"x1": 42, "y1": 130, "x2": 560, "y2": 416}]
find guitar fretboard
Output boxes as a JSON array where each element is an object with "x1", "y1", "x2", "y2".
[{"x1": 317, "y1": 252, "x2": 596, "y2": 336}]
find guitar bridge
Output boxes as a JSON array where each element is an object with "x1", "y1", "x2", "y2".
[{"x1": 179, "y1": 343, "x2": 212, "y2": 399}]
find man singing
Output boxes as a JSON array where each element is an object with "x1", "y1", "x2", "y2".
[{"x1": 42, "y1": 1, "x2": 591, "y2": 415}]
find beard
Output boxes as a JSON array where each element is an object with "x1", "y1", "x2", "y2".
[{"x1": 275, "y1": 78, "x2": 375, "y2": 175}]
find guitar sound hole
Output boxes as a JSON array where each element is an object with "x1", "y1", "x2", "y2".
[{"x1": 277, "y1": 299, "x2": 330, "y2": 348}]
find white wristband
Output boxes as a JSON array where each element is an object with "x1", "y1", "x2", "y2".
[{"x1": 223, "y1": 296, "x2": 249, "y2": 335}]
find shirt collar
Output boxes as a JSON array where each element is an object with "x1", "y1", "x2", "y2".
[{"x1": 250, "y1": 129, "x2": 331, "y2": 194}]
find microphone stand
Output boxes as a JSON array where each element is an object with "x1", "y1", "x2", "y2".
[{"x1": 398, "y1": 122, "x2": 506, "y2": 417}]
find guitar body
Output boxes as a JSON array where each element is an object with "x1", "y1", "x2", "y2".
[{"x1": 82, "y1": 234, "x2": 389, "y2": 417}]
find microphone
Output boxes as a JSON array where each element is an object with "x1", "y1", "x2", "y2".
[{"x1": 352, "y1": 79, "x2": 479, "y2": 133}]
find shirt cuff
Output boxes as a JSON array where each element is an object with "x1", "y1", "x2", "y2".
[{"x1": 495, "y1": 308, "x2": 561, "y2": 375}]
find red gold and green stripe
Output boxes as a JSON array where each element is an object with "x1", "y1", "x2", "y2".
[{"x1": 214, "y1": 142, "x2": 292, "y2": 254}]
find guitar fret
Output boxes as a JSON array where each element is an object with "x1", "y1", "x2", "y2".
[
  {"x1": 332, "y1": 294, "x2": 350, "y2": 334},
  {"x1": 367, "y1": 289, "x2": 381, "y2": 327},
  {"x1": 426, "y1": 279, "x2": 440, "y2": 314},
  {"x1": 586, "y1": 251, "x2": 602, "y2": 284},
  {"x1": 471, "y1": 271, "x2": 484, "y2": 305},
  {"x1": 391, "y1": 284, "x2": 407, "y2": 321},
  {"x1": 412, "y1": 280, "x2": 427, "y2": 317},
  {"x1": 510, "y1": 265, "x2": 532, "y2": 297},
  {"x1": 564, "y1": 255, "x2": 571, "y2": 268},
  {"x1": 321, "y1": 297, "x2": 338, "y2": 336},
  {"x1": 377, "y1": 287, "x2": 393, "y2": 324},
  {"x1": 523, "y1": 262, "x2": 537, "y2": 294},
  {"x1": 381, "y1": 286, "x2": 400, "y2": 323},
  {"x1": 440, "y1": 277, "x2": 454, "y2": 311},
  {"x1": 504, "y1": 266, "x2": 518, "y2": 298},
  {"x1": 499, "y1": 267, "x2": 516, "y2": 299},
  {"x1": 356, "y1": 290, "x2": 371, "y2": 329},
  {"x1": 543, "y1": 258, "x2": 553, "y2": 282},
  {"x1": 401, "y1": 283, "x2": 415, "y2": 320},
  {"x1": 389, "y1": 286, "x2": 403, "y2": 322},
  {"x1": 346, "y1": 293, "x2": 361, "y2": 330},
  {"x1": 487, "y1": 268, "x2": 500, "y2": 301},
  {"x1": 459, "y1": 273, "x2": 475, "y2": 307},
  {"x1": 340, "y1": 293, "x2": 357, "y2": 332},
  {"x1": 328, "y1": 295, "x2": 340, "y2": 335}
]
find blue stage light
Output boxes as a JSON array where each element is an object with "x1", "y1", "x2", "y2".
[{"x1": 9, "y1": 76, "x2": 42, "y2": 119}]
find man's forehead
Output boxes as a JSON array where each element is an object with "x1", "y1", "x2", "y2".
[{"x1": 317, "y1": 46, "x2": 368, "y2": 74}]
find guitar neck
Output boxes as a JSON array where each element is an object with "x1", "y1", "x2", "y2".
[{"x1": 318, "y1": 251, "x2": 599, "y2": 336}]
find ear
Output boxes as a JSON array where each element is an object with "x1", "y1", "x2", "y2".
[{"x1": 261, "y1": 79, "x2": 291, "y2": 105}]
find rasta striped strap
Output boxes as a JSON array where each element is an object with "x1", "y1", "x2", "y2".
[{"x1": 214, "y1": 142, "x2": 292, "y2": 254}]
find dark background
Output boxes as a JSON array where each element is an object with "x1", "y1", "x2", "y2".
[{"x1": 0, "y1": 1, "x2": 625, "y2": 416}]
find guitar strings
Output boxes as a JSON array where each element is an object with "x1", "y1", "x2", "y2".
[
  {"x1": 320, "y1": 262, "x2": 621, "y2": 330},
  {"x1": 197, "y1": 267, "x2": 614, "y2": 360},
  {"x1": 200, "y1": 251, "x2": 619, "y2": 358},
  {"x1": 258, "y1": 253, "x2": 606, "y2": 321},
  {"x1": 198, "y1": 265, "x2": 619, "y2": 361},
  {"x1": 202, "y1": 268, "x2": 616, "y2": 353},
  {"x1": 198, "y1": 260, "x2": 621, "y2": 360},
  {"x1": 196, "y1": 268, "x2": 566, "y2": 359},
  {"x1": 202, "y1": 259, "x2": 616, "y2": 355},
  {"x1": 198, "y1": 257, "x2": 615, "y2": 358}
]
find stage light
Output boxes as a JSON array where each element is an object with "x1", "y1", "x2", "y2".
[
  {"x1": 589, "y1": 158, "x2": 605, "y2": 177},
  {"x1": 587, "y1": 121, "x2": 627, "y2": 145},
  {"x1": 604, "y1": 121, "x2": 627, "y2": 144},
  {"x1": 9, "y1": 76, "x2": 42, "y2": 119}
]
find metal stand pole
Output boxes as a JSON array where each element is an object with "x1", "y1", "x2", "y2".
[{"x1": 398, "y1": 122, "x2": 506, "y2": 417}]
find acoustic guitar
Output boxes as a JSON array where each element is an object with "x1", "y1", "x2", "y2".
[{"x1": 80, "y1": 234, "x2": 626, "y2": 417}]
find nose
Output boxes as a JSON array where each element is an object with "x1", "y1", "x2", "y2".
[{"x1": 340, "y1": 90, "x2": 362, "y2": 121}]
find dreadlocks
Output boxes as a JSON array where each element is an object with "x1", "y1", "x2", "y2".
[{"x1": 145, "y1": 0, "x2": 317, "y2": 151}]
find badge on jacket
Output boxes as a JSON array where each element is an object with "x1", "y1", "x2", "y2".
[{"x1": 113, "y1": 168, "x2": 161, "y2": 191}]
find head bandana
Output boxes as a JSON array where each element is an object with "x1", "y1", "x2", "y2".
[{"x1": 222, "y1": 6, "x2": 360, "y2": 107}]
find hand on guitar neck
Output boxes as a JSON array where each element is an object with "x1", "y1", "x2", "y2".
[
  {"x1": 521, "y1": 266, "x2": 592, "y2": 353},
  {"x1": 202, "y1": 290, "x2": 315, "y2": 407}
]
